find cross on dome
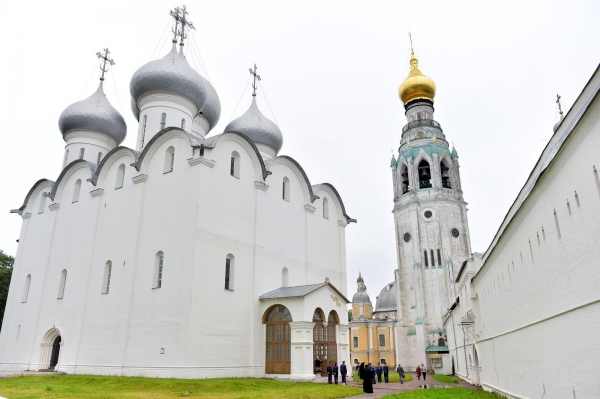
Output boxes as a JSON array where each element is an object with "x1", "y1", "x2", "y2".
[
  {"x1": 249, "y1": 64, "x2": 261, "y2": 96},
  {"x1": 169, "y1": 5, "x2": 195, "y2": 49},
  {"x1": 96, "y1": 48, "x2": 115, "y2": 82}
]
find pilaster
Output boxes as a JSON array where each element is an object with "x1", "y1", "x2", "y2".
[{"x1": 289, "y1": 321, "x2": 316, "y2": 381}]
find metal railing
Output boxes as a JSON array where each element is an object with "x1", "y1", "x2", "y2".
[{"x1": 402, "y1": 119, "x2": 442, "y2": 133}]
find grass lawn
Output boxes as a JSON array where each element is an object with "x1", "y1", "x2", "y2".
[
  {"x1": 351, "y1": 370, "x2": 413, "y2": 383},
  {"x1": 0, "y1": 375, "x2": 363, "y2": 399},
  {"x1": 382, "y1": 388, "x2": 501, "y2": 398},
  {"x1": 431, "y1": 374, "x2": 460, "y2": 384}
]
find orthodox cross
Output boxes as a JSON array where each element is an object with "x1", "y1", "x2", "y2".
[
  {"x1": 249, "y1": 64, "x2": 261, "y2": 96},
  {"x1": 556, "y1": 94, "x2": 563, "y2": 116},
  {"x1": 169, "y1": 6, "x2": 181, "y2": 43},
  {"x1": 96, "y1": 48, "x2": 115, "y2": 81},
  {"x1": 178, "y1": 5, "x2": 195, "y2": 48}
]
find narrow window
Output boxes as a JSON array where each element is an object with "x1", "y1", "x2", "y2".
[
  {"x1": 594, "y1": 166, "x2": 600, "y2": 200},
  {"x1": 282, "y1": 267, "x2": 289, "y2": 287},
  {"x1": 537, "y1": 232, "x2": 540, "y2": 245},
  {"x1": 164, "y1": 146, "x2": 175, "y2": 173},
  {"x1": 323, "y1": 197, "x2": 329, "y2": 219},
  {"x1": 63, "y1": 150, "x2": 69, "y2": 168},
  {"x1": 353, "y1": 337, "x2": 359, "y2": 348},
  {"x1": 437, "y1": 249, "x2": 442, "y2": 266},
  {"x1": 554, "y1": 210, "x2": 561, "y2": 239},
  {"x1": 440, "y1": 160, "x2": 452, "y2": 188},
  {"x1": 400, "y1": 164, "x2": 409, "y2": 194},
  {"x1": 542, "y1": 227, "x2": 546, "y2": 241},
  {"x1": 282, "y1": 177, "x2": 290, "y2": 201},
  {"x1": 153, "y1": 252, "x2": 164, "y2": 289},
  {"x1": 181, "y1": 118, "x2": 186, "y2": 130},
  {"x1": 38, "y1": 193, "x2": 47, "y2": 214},
  {"x1": 418, "y1": 160, "x2": 432, "y2": 189},
  {"x1": 575, "y1": 191, "x2": 580, "y2": 208},
  {"x1": 22, "y1": 274, "x2": 31, "y2": 303},
  {"x1": 379, "y1": 334, "x2": 386, "y2": 347},
  {"x1": 424, "y1": 250, "x2": 429, "y2": 267},
  {"x1": 567, "y1": 201, "x2": 572, "y2": 216},
  {"x1": 57, "y1": 269, "x2": 67, "y2": 299},
  {"x1": 72, "y1": 179, "x2": 81, "y2": 203},
  {"x1": 160, "y1": 113, "x2": 167, "y2": 130},
  {"x1": 79, "y1": 148, "x2": 85, "y2": 160},
  {"x1": 430, "y1": 250, "x2": 435, "y2": 267},
  {"x1": 102, "y1": 261, "x2": 112, "y2": 294},
  {"x1": 115, "y1": 164, "x2": 125, "y2": 189},
  {"x1": 141, "y1": 115, "x2": 147, "y2": 149},
  {"x1": 97, "y1": 152, "x2": 102, "y2": 164},
  {"x1": 230, "y1": 151, "x2": 240, "y2": 178},
  {"x1": 529, "y1": 240, "x2": 534, "y2": 262},
  {"x1": 225, "y1": 254, "x2": 235, "y2": 290}
]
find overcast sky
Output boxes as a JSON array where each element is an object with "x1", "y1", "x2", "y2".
[{"x1": 1, "y1": 0, "x2": 598, "y2": 300}]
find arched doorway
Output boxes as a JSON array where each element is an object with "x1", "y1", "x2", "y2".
[
  {"x1": 312, "y1": 309, "x2": 339, "y2": 376},
  {"x1": 49, "y1": 336, "x2": 61, "y2": 369},
  {"x1": 264, "y1": 305, "x2": 292, "y2": 374}
]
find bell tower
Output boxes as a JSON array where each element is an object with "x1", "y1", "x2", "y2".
[{"x1": 391, "y1": 47, "x2": 472, "y2": 369}]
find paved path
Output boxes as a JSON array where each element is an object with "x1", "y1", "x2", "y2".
[{"x1": 325, "y1": 373, "x2": 477, "y2": 398}]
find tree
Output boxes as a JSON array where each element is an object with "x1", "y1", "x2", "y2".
[
  {"x1": 348, "y1": 309, "x2": 352, "y2": 322},
  {"x1": 0, "y1": 250, "x2": 14, "y2": 332}
]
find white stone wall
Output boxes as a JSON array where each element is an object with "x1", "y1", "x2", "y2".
[{"x1": 0, "y1": 129, "x2": 350, "y2": 378}]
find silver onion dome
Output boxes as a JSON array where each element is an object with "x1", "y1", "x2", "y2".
[
  {"x1": 224, "y1": 96, "x2": 283, "y2": 153},
  {"x1": 58, "y1": 83, "x2": 127, "y2": 144},
  {"x1": 352, "y1": 291, "x2": 371, "y2": 303},
  {"x1": 375, "y1": 282, "x2": 397, "y2": 312},
  {"x1": 130, "y1": 45, "x2": 221, "y2": 130}
]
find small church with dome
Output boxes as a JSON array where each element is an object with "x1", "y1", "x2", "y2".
[{"x1": 0, "y1": 7, "x2": 355, "y2": 380}]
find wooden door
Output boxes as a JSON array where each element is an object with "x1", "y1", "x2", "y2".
[{"x1": 265, "y1": 305, "x2": 291, "y2": 374}]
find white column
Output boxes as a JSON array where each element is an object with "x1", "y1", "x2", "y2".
[
  {"x1": 336, "y1": 324, "x2": 351, "y2": 380},
  {"x1": 369, "y1": 325, "x2": 374, "y2": 350},
  {"x1": 289, "y1": 321, "x2": 315, "y2": 381},
  {"x1": 390, "y1": 326, "x2": 394, "y2": 350}
]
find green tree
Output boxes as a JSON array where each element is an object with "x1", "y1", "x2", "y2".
[
  {"x1": 348, "y1": 309, "x2": 352, "y2": 322},
  {"x1": 0, "y1": 250, "x2": 14, "y2": 332}
]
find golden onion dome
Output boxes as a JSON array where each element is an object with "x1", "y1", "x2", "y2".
[{"x1": 398, "y1": 53, "x2": 436, "y2": 105}]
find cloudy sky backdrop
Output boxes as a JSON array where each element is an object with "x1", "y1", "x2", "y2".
[{"x1": 1, "y1": 0, "x2": 598, "y2": 299}]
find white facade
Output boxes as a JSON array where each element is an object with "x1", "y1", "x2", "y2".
[
  {"x1": 0, "y1": 26, "x2": 355, "y2": 379},
  {"x1": 444, "y1": 65, "x2": 600, "y2": 398}
]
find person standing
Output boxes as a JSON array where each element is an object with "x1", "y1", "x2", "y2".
[
  {"x1": 327, "y1": 362, "x2": 333, "y2": 384},
  {"x1": 416, "y1": 364, "x2": 421, "y2": 380},
  {"x1": 421, "y1": 364, "x2": 427, "y2": 380},
  {"x1": 383, "y1": 363, "x2": 389, "y2": 383},
  {"x1": 333, "y1": 362, "x2": 339, "y2": 384},
  {"x1": 376, "y1": 363, "x2": 383, "y2": 383},
  {"x1": 340, "y1": 361, "x2": 347, "y2": 385},
  {"x1": 315, "y1": 356, "x2": 322, "y2": 377},
  {"x1": 363, "y1": 364, "x2": 373, "y2": 394},
  {"x1": 396, "y1": 364, "x2": 405, "y2": 384},
  {"x1": 371, "y1": 363, "x2": 376, "y2": 385}
]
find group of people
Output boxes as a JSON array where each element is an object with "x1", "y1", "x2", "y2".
[
  {"x1": 314, "y1": 356, "x2": 347, "y2": 385},
  {"x1": 416, "y1": 363, "x2": 427, "y2": 380}
]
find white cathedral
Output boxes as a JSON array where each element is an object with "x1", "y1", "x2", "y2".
[{"x1": 0, "y1": 8, "x2": 356, "y2": 380}]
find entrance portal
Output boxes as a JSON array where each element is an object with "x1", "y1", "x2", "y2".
[
  {"x1": 49, "y1": 336, "x2": 61, "y2": 369},
  {"x1": 313, "y1": 309, "x2": 339, "y2": 376},
  {"x1": 264, "y1": 305, "x2": 292, "y2": 374}
]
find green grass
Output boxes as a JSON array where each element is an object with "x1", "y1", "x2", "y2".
[
  {"x1": 431, "y1": 374, "x2": 459, "y2": 384},
  {"x1": 0, "y1": 375, "x2": 363, "y2": 399},
  {"x1": 351, "y1": 369, "x2": 413, "y2": 383},
  {"x1": 382, "y1": 387, "x2": 502, "y2": 398}
]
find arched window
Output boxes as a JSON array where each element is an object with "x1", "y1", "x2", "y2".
[
  {"x1": 38, "y1": 193, "x2": 47, "y2": 214},
  {"x1": 79, "y1": 148, "x2": 85, "y2": 160},
  {"x1": 424, "y1": 250, "x2": 429, "y2": 267},
  {"x1": 323, "y1": 197, "x2": 329, "y2": 219},
  {"x1": 141, "y1": 115, "x2": 147, "y2": 149},
  {"x1": 440, "y1": 160, "x2": 451, "y2": 188},
  {"x1": 115, "y1": 164, "x2": 125, "y2": 189},
  {"x1": 430, "y1": 250, "x2": 435, "y2": 267},
  {"x1": 418, "y1": 160, "x2": 432, "y2": 189},
  {"x1": 164, "y1": 146, "x2": 175, "y2": 173},
  {"x1": 282, "y1": 177, "x2": 290, "y2": 201},
  {"x1": 264, "y1": 305, "x2": 292, "y2": 374},
  {"x1": 282, "y1": 267, "x2": 289, "y2": 287},
  {"x1": 225, "y1": 254, "x2": 235, "y2": 290},
  {"x1": 102, "y1": 261, "x2": 112, "y2": 294},
  {"x1": 153, "y1": 252, "x2": 164, "y2": 288},
  {"x1": 230, "y1": 151, "x2": 240, "y2": 178},
  {"x1": 97, "y1": 152, "x2": 102, "y2": 164},
  {"x1": 437, "y1": 249, "x2": 442, "y2": 266},
  {"x1": 400, "y1": 163, "x2": 409, "y2": 194},
  {"x1": 63, "y1": 150, "x2": 69, "y2": 168},
  {"x1": 72, "y1": 179, "x2": 81, "y2": 203},
  {"x1": 57, "y1": 269, "x2": 67, "y2": 299},
  {"x1": 22, "y1": 274, "x2": 31, "y2": 303},
  {"x1": 181, "y1": 118, "x2": 186, "y2": 130},
  {"x1": 160, "y1": 113, "x2": 167, "y2": 130}
]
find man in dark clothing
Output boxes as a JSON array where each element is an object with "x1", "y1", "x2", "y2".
[
  {"x1": 383, "y1": 364, "x2": 389, "y2": 383},
  {"x1": 327, "y1": 362, "x2": 333, "y2": 384},
  {"x1": 371, "y1": 364, "x2": 376, "y2": 385},
  {"x1": 315, "y1": 356, "x2": 322, "y2": 377},
  {"x1": 362, "y1": 364, "x2": 373, "y2": 393},
  {"x1": 333, "y1": 362, "x2": 339, "y2": 384},
  {"x1": 340, "y1": 361, "x2": 348, "y2": 385},
  {"x1": 376, "y1": 363, "x2": 383, "y2": 383},
  {"x1": 396, "y1": 364, "x2": 405, "y2": 384}
]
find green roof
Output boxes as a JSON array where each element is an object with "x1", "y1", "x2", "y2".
[
  {"x1": 415, "y1": 317, "x2": 425, "y2": 324},
  {"x1": 400, "y1": 144, "x2": 452, "y2": 162},
  {"x1": 407, "y1": 330, "x2": 416, "y2": 336},
  {"x1": 426, "y1": 346, "x2": 449, "y2": 352},
  {"x1": 451, "y1": 147, "x2": 458, "y2": 158},
  {"x1": 390, "y1": 155, "x2": 398, "y2": 167}
]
